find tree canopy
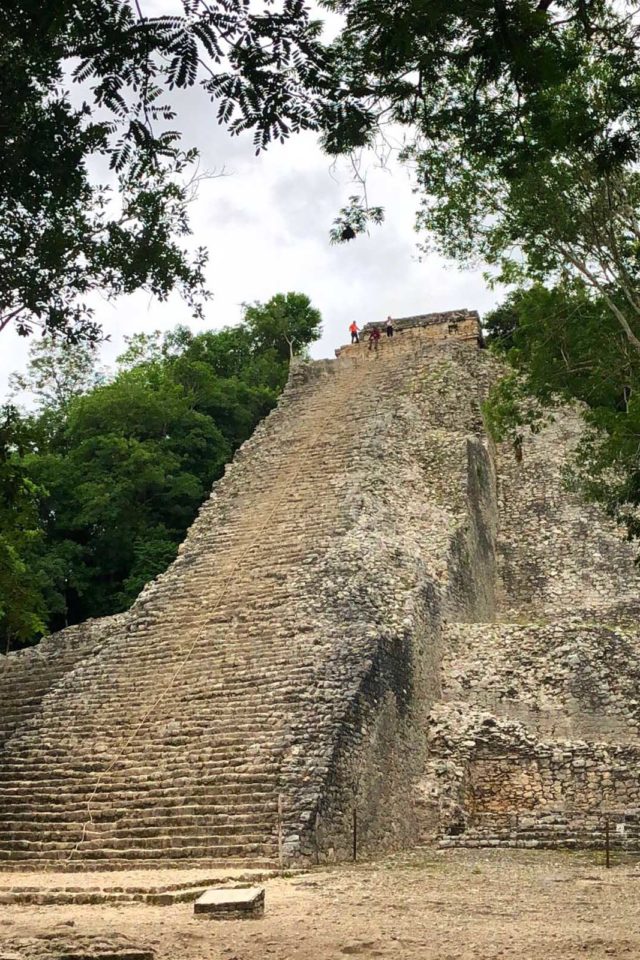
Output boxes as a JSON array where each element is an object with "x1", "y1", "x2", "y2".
[
  {"x1": 7, "y1": 1, "x2": 640, "y2": 348},
  {"x1": 321, "y1": 0, "x2": 640, "y2": 352},
  {"x1": 316, "y1": 0, "x2": 640, "y2": 555},
  {"x1": 1, "y1": 1, "x2": 330, "y2": 342},
  {"x1": 0, "y1": 408, "x2": 48, "y2": 649},
  {"x1": 243, "y1": 292, "x2": 323, "y2": 359}
]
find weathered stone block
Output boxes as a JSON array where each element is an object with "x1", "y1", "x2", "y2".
[{"x1": 194, "y1": 886, "x2": 265, "y2": 920}]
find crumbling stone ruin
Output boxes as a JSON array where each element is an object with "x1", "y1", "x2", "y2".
[{"x1": 0, "y1": 310, "x2": 638, "y2": 867}]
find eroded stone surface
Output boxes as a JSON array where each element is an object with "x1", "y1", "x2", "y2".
[
  {"x1": 419, "y1": 407, "x2": 640, "y2": 848},
  {"x1": 0, "y1": 313, "x2": 495, "y2": 866},
  {"x1": 0, "y1": 934, "x2": 154, "y2": 960},
  {"x1": 194, "y1": 885, "x2": 265, "y2": 919}
]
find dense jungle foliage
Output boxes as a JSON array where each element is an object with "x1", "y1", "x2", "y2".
[{"x1": 0, "y1": 293, "x2": 321, "y2": 651}]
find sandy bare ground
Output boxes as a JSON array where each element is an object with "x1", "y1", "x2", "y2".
[{"x1": 1, "y1": 849, "x2": 639, "y2": 959}]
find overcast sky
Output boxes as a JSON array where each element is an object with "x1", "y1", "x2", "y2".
[{"x1": 0, "y1": 3, "x2": 501, "y2": 398}]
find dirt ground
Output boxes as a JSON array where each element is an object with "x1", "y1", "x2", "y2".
[{"x1": 1, "y1": 849, "x2": 639, "y2": 960}]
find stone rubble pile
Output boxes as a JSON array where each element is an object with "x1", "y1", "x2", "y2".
[{"x1": 419, "y1": 402, "x2": 640, "y2": 849}]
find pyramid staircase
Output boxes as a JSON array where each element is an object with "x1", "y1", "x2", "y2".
[
  {"x1": 0, "y1": 310, "x2": 488, "y2": 868},
  {"x1": 3, "y1": 305, "x2": 637, "y2": 867}
]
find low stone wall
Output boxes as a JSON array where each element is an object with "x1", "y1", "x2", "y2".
[
  {"x1": 469, "y1": 743, "x2": 640, "y2": 814},
  {"x1": 336, "y1": 310, "x2": 481, "y2": 360},
  {"x1": 439, "y1": 808, "x2": 640, "y2": 850},
  {"x1": 361, "y1": 309, "x2": 481, "y2": 338}
]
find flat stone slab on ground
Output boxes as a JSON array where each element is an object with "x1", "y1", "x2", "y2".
[{"x1": 194, "y1": 886, "x2": 265, "y2": 920}]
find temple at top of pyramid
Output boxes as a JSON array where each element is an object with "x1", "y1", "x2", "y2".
[
  {"x1": 1, "y1": 307, "x2": 639, "y2": 870},
  {"x1": 336, "y1": 308, "x2": 481, "y2": 357}
]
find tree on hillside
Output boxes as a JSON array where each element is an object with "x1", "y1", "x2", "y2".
[
  {"x1": 0, "y1": 407, "x2": 47, "y2": 649},
  {"x1": 1, "y1": 1, "x2": 330, "y2": 342},
  {"x1": 243, "y1": 292, "x2": 323, "y2": 360},
  {"x1": 8, "y1": 335, "x2": 107, "y2": 410},
  {"x1": 116, "y1": 326, "x2": 195, "y2": 370}
]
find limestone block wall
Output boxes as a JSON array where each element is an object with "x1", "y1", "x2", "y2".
[
  {"x1": 337, "y1": 309, "x2": 481, "y2": 360},
  {"x1": 469, "y1": 744, "x2": 640, "y2": 813}
]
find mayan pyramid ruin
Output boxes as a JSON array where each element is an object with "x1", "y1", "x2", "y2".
[{"x1": 1, "y1": 310, "x2": 639, "y2": 869}]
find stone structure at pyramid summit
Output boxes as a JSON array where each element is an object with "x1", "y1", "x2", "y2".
[{"x1": 1, "y1": 308, "x2": 639, "y2": 870}]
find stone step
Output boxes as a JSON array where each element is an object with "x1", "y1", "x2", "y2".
[
  {"x1": 0, "y1": 784, "x2": 281, "y2": 809},
  {"x1": 1, "y1": 753, "x2": 284, "y2": 774},
  {"x1": 5, "y1": 732, "x2": 283, "y2": 756},
  {"x1": 0, "y1": 799, "x2": 279, "y2": 824},
  {"x1": 0, "y1": 855, "x2": 278, "y2": 871},
  {"x1": 3, "y1": 818, "x2": 276, "y2": 849},
  {"x1": 3, "y1": 753, "x2": 274, "y2": 771},
  {"x1": 0, "y1": 839, "x2": 278, "y2": 861}
]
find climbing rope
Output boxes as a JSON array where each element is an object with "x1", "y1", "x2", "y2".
[{"x1": 68, "y1": 351, "x2": 375, "y2": 861}]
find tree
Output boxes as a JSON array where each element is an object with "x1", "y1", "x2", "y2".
[
  {"x1": 8, "y1": 335, "x2": 107, "y2": 410},
  {"x1": 115, "y1": 325, "x2": 195, "y2": 370},
  {"x1": 0, "y1": 407, "x2": 47, "y2": 650},
  {"x1": 329, "y1": 195, "x2": 384, "y2": 244},
  {"x1": 321, "y1": 0, "x2": 640, "y2": 349},
  {"x1": 322, "y1": 0, "x2": 640, "y2": 175},
  {"x1": 243, "y1": 292, "x2": 323, "y2": 360},
  {"x1": 483, "y1": 281, "x2": 640, "y2": 545},
  {"x1": 36, "y1": 364, "x2": 232, "y2": 619},
  {"x1": 413, "y1": 153, "x2": 640, "y2": 356},
  {"x1": 1, "y1": 1, "x2": 330, "y2": 342}
]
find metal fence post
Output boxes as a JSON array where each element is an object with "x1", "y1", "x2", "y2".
[
  {"x1": 277, "y1": 794, "x2": 284, "y2": 870},
  {"x1": 313, "y1": 811, "x2": 320, "y2": 866},
  {"x1": 605, "y1": 815, "x2": 610, "y2": 869},
  {"x1": 352, "y1": 808, "x2": 358, "y2": 863}
]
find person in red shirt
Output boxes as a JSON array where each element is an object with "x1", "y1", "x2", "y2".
[
  {"x1": 349, "y1": 321, "x2": 360, "y2": 344},
  {"x1": 368, "y1": 326, "x2": 381, "y2": 353}
]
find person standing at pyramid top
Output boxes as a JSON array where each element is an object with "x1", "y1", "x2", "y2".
[
  {"x1": 349, "y1": 321, "x2": 360, "y2": 344},
  {"x1": 385, "y1": 315, "x2": 394, "y2": 338}
]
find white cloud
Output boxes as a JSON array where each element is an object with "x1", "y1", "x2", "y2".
[{"x1": 0, "y1": 4, "x2": 501, "y2": 397}]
